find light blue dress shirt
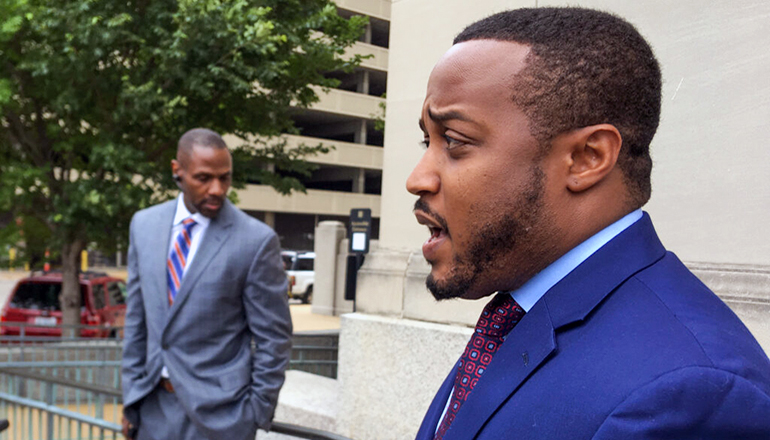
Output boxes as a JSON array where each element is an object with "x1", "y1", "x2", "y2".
[{"x1": 511, "y1": 209, "x2": 643, "y2": 312}]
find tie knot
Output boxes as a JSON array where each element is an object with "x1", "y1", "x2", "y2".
[
  {"x1": 475, "y1": 293, "x2": 525, "y2": 338},
  {"x1": 182, "y1": 217, "x2": 197, "y2": 230}
]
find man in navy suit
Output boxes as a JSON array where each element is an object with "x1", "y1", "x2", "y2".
[{"x1": 408, "y1": 8, "x2": 770, "y2": 440}]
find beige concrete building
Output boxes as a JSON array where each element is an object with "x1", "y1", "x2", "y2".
[
  {"x1": 229, "y1": 0, "x2": 391, "y2": 251},
  {"x1": 330, "y1": 1, "x2": 770, "y2": 439}
]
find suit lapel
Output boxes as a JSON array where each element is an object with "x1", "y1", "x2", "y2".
[
  {"x1": 163, "y1": 201, "x2": 235, "y2": 331},
  {"x1": 150, "y1": 201, "x2": 176, "y2": 316},
  {"x1": 443, "y1": 213, "x2": 667, "y2": 440},
  {"x1": 445, "y1": 304, "x2": 556, "y2": 440}
]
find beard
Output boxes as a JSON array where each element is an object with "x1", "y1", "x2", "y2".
[{"x1": 425, "y1": 166, "x2": 546, "y2": 301}]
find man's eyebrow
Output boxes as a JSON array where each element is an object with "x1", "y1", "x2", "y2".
[
  {"x1": 193, "y1": 170, "x2": 231, "y2": 177},
  {"x1": 419, "y1": 108, "x2": 472, "y2": 133},
  {"x1": 427, "y1": 108, "x2": 471, "y2": 123}
]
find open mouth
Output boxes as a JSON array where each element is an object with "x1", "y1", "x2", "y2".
[
  {"x1": 427, "y1": 225, "x2": 446, "y2": 242},
  {"x1": 414, "y1": 210, "x2": 449, "y2": 260}
]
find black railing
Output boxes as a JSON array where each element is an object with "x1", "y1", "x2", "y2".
[
  {"x1": 0, "y1": 366, "x2": 352, "y2": 440},
  {"x1": 1, "y1": 323, "x2": 339, "y2": 379},
  {"x1": 290, "y1": 330, "x2": 339, "y2": 379},
  {"x1": 272, "y1": 421, "x2": 353, "y2": 440},
  {"x1": 0, "y1": 321, "x2": 124, "y2": 343}
]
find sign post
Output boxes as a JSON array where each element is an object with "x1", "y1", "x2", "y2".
[{"x1": 345, "y1": 209, "x2": 372, "y2": 311}]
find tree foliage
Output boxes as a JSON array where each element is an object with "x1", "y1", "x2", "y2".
[{"x1": 0, "y1": 0, "x2": 367, "y2": 325}]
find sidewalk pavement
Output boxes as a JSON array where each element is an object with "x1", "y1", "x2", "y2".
[{"x1": 0, "y1": 268, "x2": 340, "y2": 332}]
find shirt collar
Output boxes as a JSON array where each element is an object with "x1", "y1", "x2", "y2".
[
  {"x1": 172, "y1": 193, "x2": 211, "y2": 228},
  {"x1": 510, "y1": 209, "x2": 643, "y2": 312}
]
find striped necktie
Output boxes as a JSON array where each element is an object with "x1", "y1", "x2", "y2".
[
  {"x1": 167, "y1": 217, "x2": 197, "y2": 305},
  {"x1": 434, "y1": 293, "x2": 526, "y2": 440}
]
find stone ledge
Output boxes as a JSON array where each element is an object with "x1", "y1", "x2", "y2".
[
  {"x1": 337, "y1": 313, "x2": 472, "y2": 440},
  {"x1": 686, "y1": 261, "x2": 770, "y2": 303},
  {"x1": 270, "y1": 370, "x2": 339, "y2": 435}
]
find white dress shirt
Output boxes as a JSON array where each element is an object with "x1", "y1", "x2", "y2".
[
  {"x1": 167, "y1": 194, "x2": 211, "y2": 270},
  {"x1": 162, "y1": 194, "x2": 211, "y2": 378}
]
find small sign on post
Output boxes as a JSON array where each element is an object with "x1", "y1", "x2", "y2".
[
  {"x1": 345, "y1": 209, "x2": 372, "y2": 307},
  {"x1": 348, "y1": 209, "x2": 372, "y2": 254}
]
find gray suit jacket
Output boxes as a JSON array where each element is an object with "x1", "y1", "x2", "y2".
[{"x1": 121, "y1": 199, "x2": 292, "y2": 440}]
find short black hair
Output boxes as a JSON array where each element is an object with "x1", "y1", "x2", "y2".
[
  {"x1": 454, "y1": 7, "x2": 661, "y2": 207},
  {"x1": 177, "y1": 128, "x2": 228, "y2": 163}
]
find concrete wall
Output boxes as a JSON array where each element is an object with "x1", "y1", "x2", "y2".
[
  {"x1": 336, "y1": 314, "x2": 473, "y2": 440},
  {"x1": 336, "y1": 1, "x2": 770, "y2": 439}
]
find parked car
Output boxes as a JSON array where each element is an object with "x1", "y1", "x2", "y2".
[
  {"x1": 0, "y1": 271, "x2": 127, "y2": 338},
  {"x1": 282, "y1": 251, "x2": 315, "y2": 304}
]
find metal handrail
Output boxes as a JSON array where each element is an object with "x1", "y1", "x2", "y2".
[
  {"x1": 0, "y1": 367, "x2": 122, "y2": 397},
  {"x1": 0, "y1": 391, "x2": 121, "y2": 432},
  {"x1": 271, "y1": 421, "x2": 352, "y2": 440},
  {"x1": 0, "y1": 322, "x2": 123, "y2": 331},
  {"x1": 0, "y1": 366, "x2": 353, "y2": 440},
  {"x1": 0, "y1": 361, "x2": 121, "y2": 369}
]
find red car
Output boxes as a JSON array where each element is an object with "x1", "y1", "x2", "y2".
[{"x1": 0, "y1": 271, "x2": 127, "y2": 339}]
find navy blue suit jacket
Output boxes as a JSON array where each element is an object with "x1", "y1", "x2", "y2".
[{"x1": 416, "y1": 214, "x2": 770, "y2": 440}]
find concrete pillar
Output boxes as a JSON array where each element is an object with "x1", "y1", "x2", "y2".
[
  {"x1": 357, "y1": 70, "x2": 370, "y2": 95},
  {"x1": 312, "y1": 221, "x2": 346, "y2": 316},
  {"x1": 354, "y1": 120, "x2": 368, "y2": 145},
  {"x1": 352, "y1": 169, "x2": 366, "y2": 194},
  {"x1": 364, "y1": 23, "x2": 372, "y2": 44},
  {"x1": 264, "y1": 211, "x2": 276, "y2": 229}
]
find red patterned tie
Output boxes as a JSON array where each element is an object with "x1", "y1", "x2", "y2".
[{"x1": 434, "y1": 293, "x2": 526, "y2": 440}]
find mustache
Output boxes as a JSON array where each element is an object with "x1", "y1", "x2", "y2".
[
  {"x1": 413, "y1": 199, "x2": 449, "y2": 232},
  {"x1": 202, "y1": 196, "x2": 224, "y2": 204}
]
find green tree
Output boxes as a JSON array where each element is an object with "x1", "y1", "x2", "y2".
[{"x1": 0, "y1": 0, "x2": 366, "y2": 329}]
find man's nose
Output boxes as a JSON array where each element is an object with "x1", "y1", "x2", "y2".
[
  {"x1": 209, "y1": 178, "x2": 226, "y2": 197},
  {"x1": 406, "y1": 149, "x2": 440, "y2": 196}
]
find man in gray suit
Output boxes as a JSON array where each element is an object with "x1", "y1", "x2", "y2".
[{"x1": 121, "y1": 128, "x2": 292, "y2": 440}]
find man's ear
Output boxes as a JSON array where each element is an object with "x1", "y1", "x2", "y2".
[
  {"x1": 564, "y1": 124, "x2": 622, "y2": 193},
  {"x1": 171, "y1": 159, "x2": 181, "y2": 178}
]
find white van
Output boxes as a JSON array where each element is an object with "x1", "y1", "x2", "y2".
[{"x1": 282, "y1": 251, "x2": 314, "y2": 304}]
